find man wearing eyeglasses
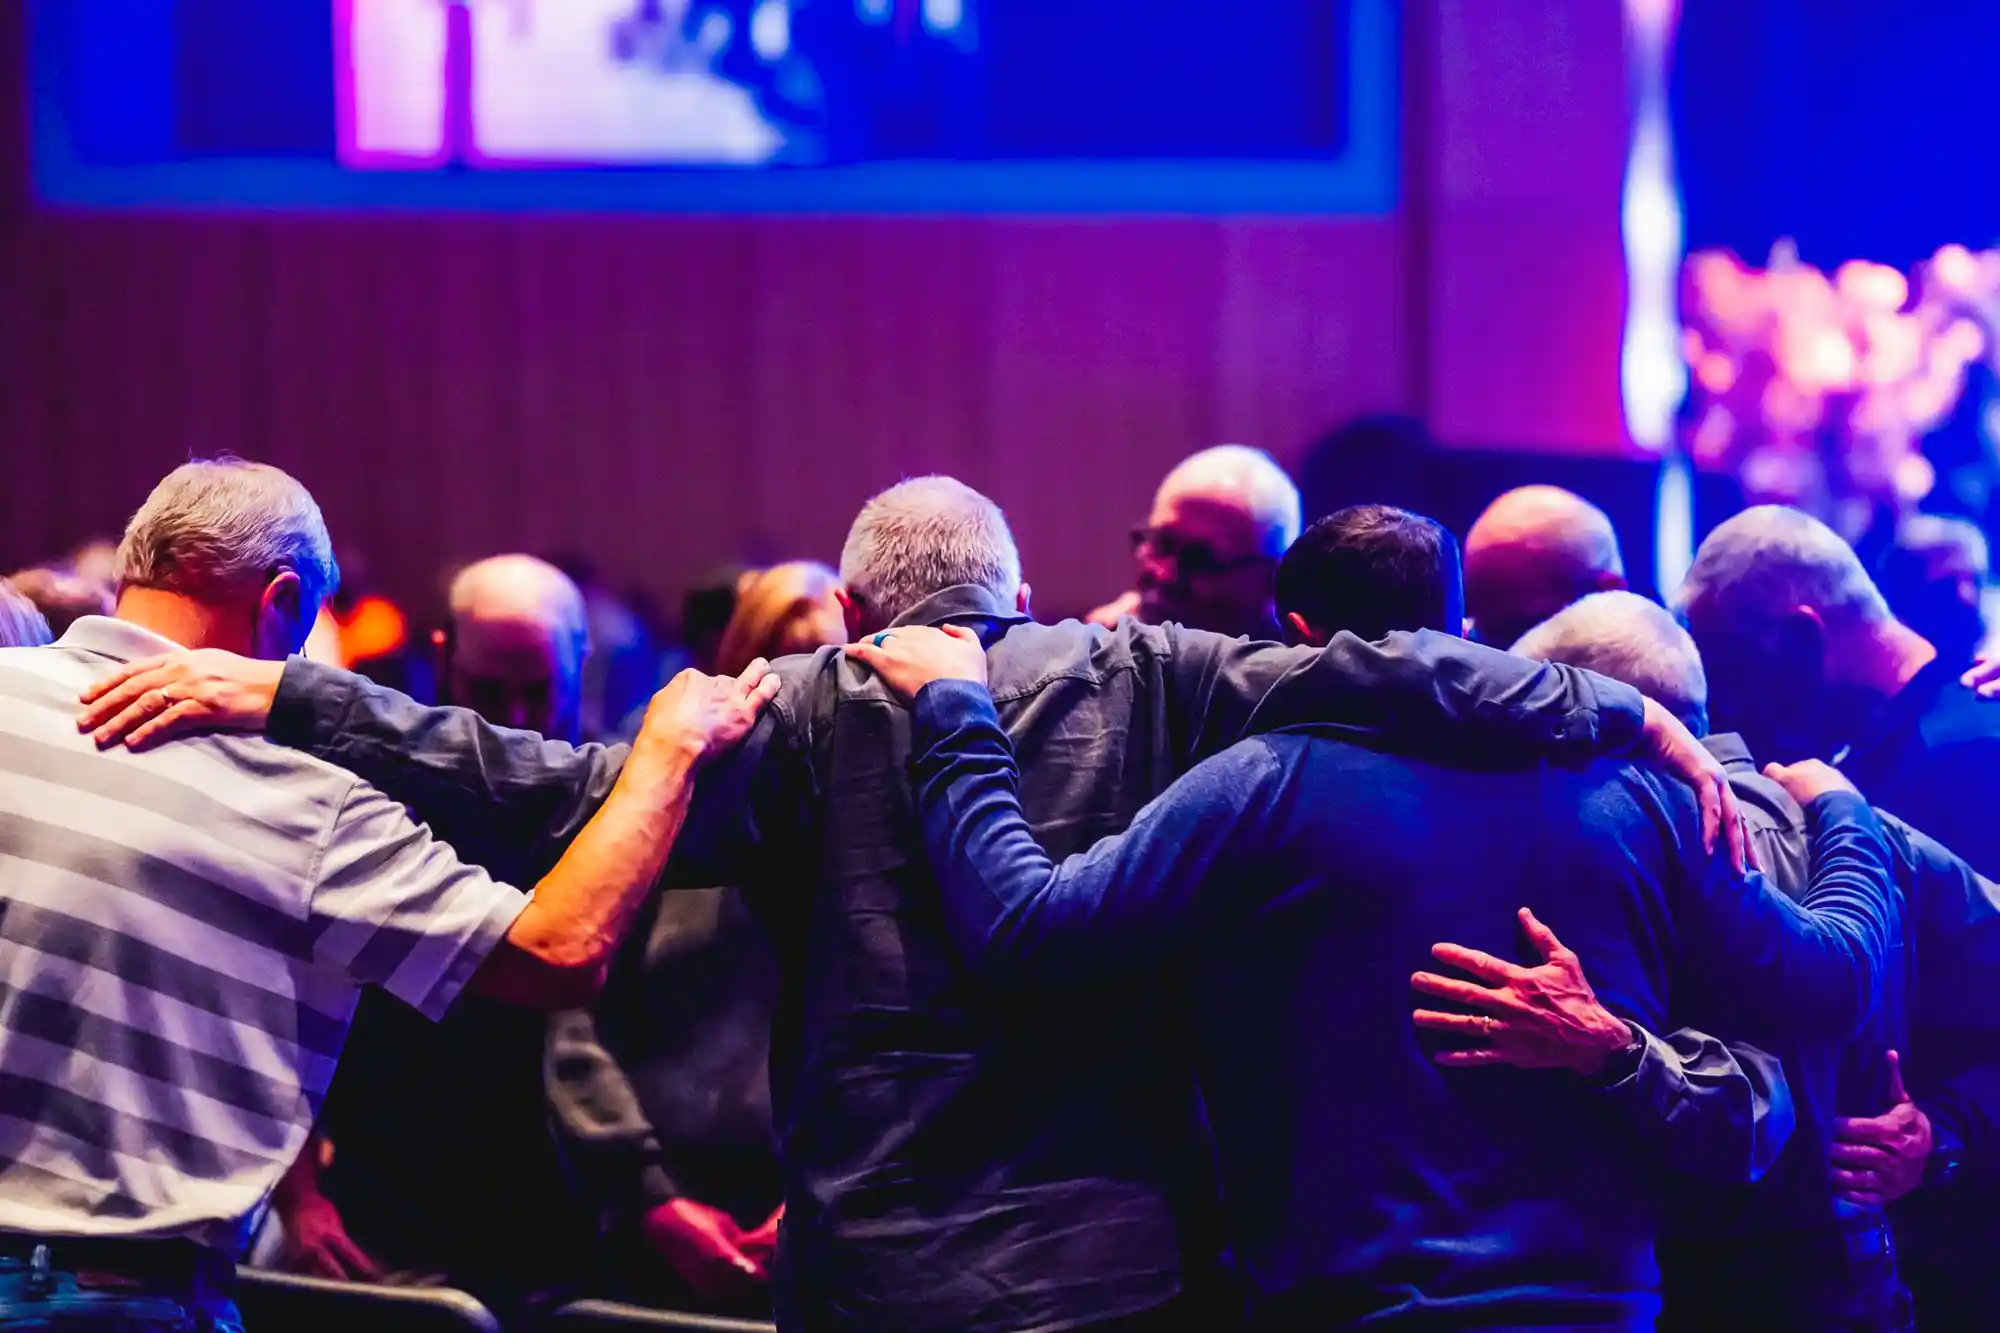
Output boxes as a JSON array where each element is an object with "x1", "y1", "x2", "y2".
[{"x1": 1087, "y1": 445, "x2": 1301, "y2": 639}]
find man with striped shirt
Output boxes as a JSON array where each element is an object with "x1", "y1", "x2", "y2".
[{"x1": 0, "y1": 459, "x2": 776, "y2": 1330}]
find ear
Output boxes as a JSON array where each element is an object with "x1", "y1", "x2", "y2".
[
  {"x1": 1773, "y1": 604, "x2": 1830, "y2": 679},
  {"x1": 255, "y1": 570, "x2": 308, "y2": 660},
  {"x1": 836, "y1": 586, "x2": 866, "y2": 640},
  {"x1": 1284, "y1": 611, "x2": 1328, "y2": 648},
  {"x1": 1015, "y1": 583, "x2": 1032, "y2": 618}
]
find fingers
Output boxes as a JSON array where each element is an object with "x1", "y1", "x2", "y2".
[
  {"x1": 328, "y1": 1232, "x2": 383, "y2": 1282},
  {"x1": 88, "y1": 688, "x2": 174, "y2": 749},
  {"x1": 941, "y1": 624, "x2": 982, "y2": 644},
  {"x1": 1516, "y1": 907, "x2": 1564, "y2": 962},
  {"x1": 78, "y1": 656, "x2": 165, "y2": 707},
  {"x1": 1429, "y1": 942, "x2": 1523, "y2": 982},
  {"x1": 1434, "y1": 1048, "x2": 1509, "y2": 1068},
  {"x1": 1829, "y1": 1140, "x2": 1897, "y2": 1170},
  {"x1": 735, "y1": 656, "x2": 772, "y2": 688},
  {"x1": 1410, "y1": 971, "x2": 1506, "y2": 1012},
  {"x1": 749, "y1": 672, "x2": 783, "y2": 706},
  {"x1": 1411, "y1": 1009, "x2": 1493, "y2": 1035},
  {"x1": 1696, "y1": 768, "x2": 1723, "y2": 858},
  {"x1": 125, "y1": 700, "x2": 205, "y2": 752},
  {"x1": 1718, "y1": 779, "x2": 1748, "y2": 875},
  {"x1": 80, "y1": 672, "x2": 173, "y2": 741},
  {"x1": 1886, "y1": 1048, "x2": 1910, "y2": 1104}
]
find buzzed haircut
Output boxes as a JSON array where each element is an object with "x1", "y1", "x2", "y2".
[{"x1": 1275, "y1": 505, "x2": 1464, "y2": 642}]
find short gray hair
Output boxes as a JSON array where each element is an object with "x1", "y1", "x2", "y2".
[
  {"x1": 1160, "y1": 445, "x2": 1303, "y2": 555},
  {"x1": 1511, "y1": 590, "x2": 1708, "y2": 734},
  {"x1": 1672, "y1": 506, "x2": 1889, "y2": 668},
  {"x1": 116, "y1": 459, "x2": 340, "y2": 614},
  {"x1": 839, "y1": 476, "x2": 1022, "y2": 625}
]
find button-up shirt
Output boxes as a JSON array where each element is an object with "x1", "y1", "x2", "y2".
[{"x1": 261, "y1": 586, "x2": 1649, "y2": 1333}]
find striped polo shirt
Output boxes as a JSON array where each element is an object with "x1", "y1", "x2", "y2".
[{"x1": 0, "y1": 617, "x2": 530, "y2": 1253}]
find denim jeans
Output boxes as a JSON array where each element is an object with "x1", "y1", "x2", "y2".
[{"x1": 0, "y1": 1248, "x2": 242, "y2": 1332}]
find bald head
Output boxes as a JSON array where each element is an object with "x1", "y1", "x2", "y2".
[
  {"x1": 1135, "y1": 445, "x2": 1301, "y2": 636},
  {"x1": 1511, "y1": 591, "x2": 1707, "y2": 736},
  {"x1": 1463, "y1": 485, "x2": 1626, "y2": 649},
  {"x1": 447, "y1": 554, "x2": 590, "y2": 740}
]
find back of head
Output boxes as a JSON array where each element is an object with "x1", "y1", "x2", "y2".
[
  {"x1": 1463, "y1": 485, "x2": 1625, "y2": 648},
  {"x1": 1673, "y1": 505, "x2": 1891, "y2": 671},
  {"x1": 446, "y1": 553, "x2": 591, "y2": 738},
  {"x1": 715, "y1": 561, "x2": 845, "y2": 676},
  {"x1": 0, "y1": 579, "x2": 52, "y2": 649},
  {"x1": 1276, "y1": 505, "x2": 1463, "y2": 642},
  {"x1": 1157, "y1": 444, "x2": 1303, "y2": 558},
  {"x1": 116, "y1": 458, "x2": 339, "y2": 657},
  {"x1": 1511, "y1": 590, "x2": 1708, "y2": 736},
  {"x1": 840, "y1": 476, "x2": 1021, "y2": 630}
]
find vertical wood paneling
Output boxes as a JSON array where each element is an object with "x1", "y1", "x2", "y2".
[{"x1": 1, "y1": 2, "x2": 1632, "y2": 621}]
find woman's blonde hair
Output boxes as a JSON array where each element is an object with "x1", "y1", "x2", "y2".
[{"x1": 714, "y1": 561, "x2": 844, "y2": 677}]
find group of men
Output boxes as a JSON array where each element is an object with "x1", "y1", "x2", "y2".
[{"x1": 0, "y1": 447, "x2": 1997, "y2": 1332}]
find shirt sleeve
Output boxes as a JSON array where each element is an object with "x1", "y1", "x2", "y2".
[
  {"x1": 1595, "y1": 1025, "x2": 1795, "y2": 1185},
  {"x1": 909, "y1": 678, "x2": 1287, "y2": 985},
  {"x1": 1163, "y1": 626, "x2": 1647, "y2": 772},
  {"x1": 269, "y1": 657, "x2": 631, "y2": 879},
  {"x1": 1674, "y1": 789, "x2": 1900, "y2": 1044},
  {"x1": 545, "y1": 1006, "x2": 680, "y2": 1221},
  {"x1": 308, "y1": 778, "x2": 531, "y2": 1021}
]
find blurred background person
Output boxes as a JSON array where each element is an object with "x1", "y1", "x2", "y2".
[
  {"x1": 1872, "y1": 513, "x2": 1992, "y2": 669},
  {"x1": 0, "y1": 578, "x2": 51, "y2": 648},
  {"x1": 546, "y1": 565, "x2": 829, "y2": 1314},
  {"x1": 1088, "y1": 444, "x2": 1301, "y2": 638},
  {"x1": 1462, "y1": 485, "x2": 1627, "y2": 648},
  {"x1": 268, "y1": 553, "x2": 599, "y2": 1320},
  {"x1": 4, "y1": 566, "x2": 112, "y2": 638}
]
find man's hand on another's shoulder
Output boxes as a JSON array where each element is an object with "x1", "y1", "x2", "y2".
[
  {"x1": 77, "y1": 649, "x2": 282, "y2": 751},
  {"x1": 1631, "y1": 697, "x2": 1748, "y2": 873},
  {"x1": 631, "y1": 659, "x2": 782, "y2": 770},
  {"x1": 845, "y1": 624, "x2": 988, "y2": 702}
]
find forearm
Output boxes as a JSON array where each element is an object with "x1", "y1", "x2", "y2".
[
  {"x1": 1597, "y1": 1027, "x2": 1794, "y2": 1185},
  {"x1": 478, "y1": 746, "x2": 699, "y2": 1003},
  {"x1": 269, "y1": 658, "x2": 627, "y2": 867},
  {"x1": 1173, "y1": 626, "x2": 1646, "y2": 768},
  {"x1": 1703, "y1": 792, "x2": 1898, "y2": 1039},
  {"x1": 912, "y1": 680, "x2": 1270, "y2": 984},
  {"x1": 546, "y1": 1008, "x2": 680, "y2": 1219}
]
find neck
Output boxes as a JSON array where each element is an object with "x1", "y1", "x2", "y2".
[
  {"x1": 114, "y1": 588, "x2": 254, "y2": 656},
  {"x1": 1847, "y1": 619, "x2": 1937, "y2": 703}
]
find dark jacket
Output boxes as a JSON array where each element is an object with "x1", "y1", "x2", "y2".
[
  {"x1": 904, "y1": 683, "x2": 1901, "y2": 1330},
  {"x1": 264, "y1": 586, "x2": 1648, "y2": 1333}
]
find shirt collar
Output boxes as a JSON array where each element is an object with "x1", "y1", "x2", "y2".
[
  {"x1": 1843, "y1": 653, "x2": 1958, "y2": 767},
  {"x1": 887, "y1": 584, "x2": 1032, "y2": 634},
  {"x1": 1701, "y1": 731, "x2": 1758, "y2": 774},
  {"x1": 55, "y1": 615, "x2": 186, "y2": 664}
]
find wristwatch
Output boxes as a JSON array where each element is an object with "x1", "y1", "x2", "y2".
[{"x1": 1924, "y1": 1121, "x2": 1966, "y2": 1191}]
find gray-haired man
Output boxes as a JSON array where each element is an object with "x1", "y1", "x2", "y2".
[
  {"x1": 0, "y1": 459, "x2": 775, "y2": 1331},
  {"x1": 77, "y1": 474, "x2": 1740, "y2": 1333}
]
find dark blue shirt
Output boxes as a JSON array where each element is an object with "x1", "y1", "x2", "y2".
[
  {"x1": 265, "y1": 588, "x2": 1652, "y2": 1333},
  {"x1": 910, "y1": 682, "x2": 1901, "y2": 1330},
  {"x1": 1838, "y1": 656, "x2": 2000, "y2": 1273}
]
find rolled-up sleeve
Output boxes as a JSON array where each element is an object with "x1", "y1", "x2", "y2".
[
  {"x1": 1597, "y1": 1025, "x2": 1794, "y2": 1185},
  {"x1": 308, "y1": 778, "x2": 530, "y2": 1021}
]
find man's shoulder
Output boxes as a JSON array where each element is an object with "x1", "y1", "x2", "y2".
[
  {"x1": 1917, "y1": 680, "x2": 2000, "y2": 759},
  {"x1": 986, "y1": 617, "x2": 1169, "y2": 691}
]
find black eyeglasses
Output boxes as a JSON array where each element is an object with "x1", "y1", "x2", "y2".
[{"x1": 1130, "y1": 526, "x2": 1271, "y2": 578}]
